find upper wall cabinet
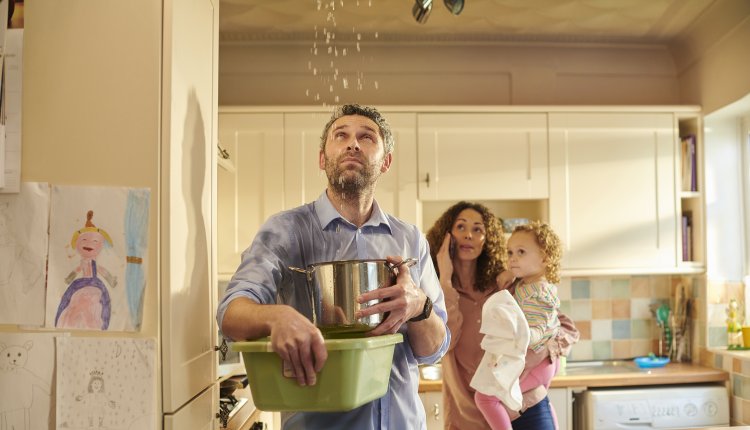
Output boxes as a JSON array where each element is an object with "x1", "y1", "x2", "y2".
[
  {"x1": 548, "y1": 113, "x2": 678, "y2": 273},
  {"x1": 217, "y1": 113, "x2": 284, "y2": 276},
  {"x1": 417, "y1": 113, "x2": 549, "y2": 201}
]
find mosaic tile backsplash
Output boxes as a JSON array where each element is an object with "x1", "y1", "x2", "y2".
[{"x1": 562, "y1": 275, "x2": 698, "y2": 362}]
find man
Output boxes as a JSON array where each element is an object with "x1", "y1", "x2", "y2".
[{"x1": 217, "y1": 104, "x2": 449, "y2": 429}]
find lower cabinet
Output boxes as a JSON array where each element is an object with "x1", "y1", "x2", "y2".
[
  {"x1": 419, "y1": 391, "x2": 444, "y2": 430},
  {"x1": 549, "y1": 387, "x2": 574, "y2": 430}
]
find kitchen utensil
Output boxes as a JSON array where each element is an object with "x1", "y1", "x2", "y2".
[
  {"x1": 656, "y1": 304, "x2": 670, "y2": 356},
  {"x1": 232, "y1": 333, "x2": 403, "y2": 411},
  {"x1": 289, "y1": 258, "x2": 417, "y2": 335}
]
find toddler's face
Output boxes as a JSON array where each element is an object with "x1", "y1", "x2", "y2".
[{"x1": 506, "y1": 230, "x2": 545, "y2": 282}]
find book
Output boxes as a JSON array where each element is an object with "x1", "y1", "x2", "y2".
[
  {"x1": 680, "y1": 135, "x2": 697, "y2": 192},
  {"x1": 681, "y1": 212, "x2": 693, "y2": 261}
]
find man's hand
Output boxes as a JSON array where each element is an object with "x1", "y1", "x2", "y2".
[
  {"x1": 355, "y1": 256, "x2": 424, "y2": 336},
  {"x1": 224, "y1": 298, "x2": 329, "y2": 387},
  {"x1": 269, "y1": 306, "x2": 328, "y2": 386}
]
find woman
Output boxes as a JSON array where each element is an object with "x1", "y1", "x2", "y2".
[{"x1": 426, "y1": 202, "x2": 578, "y2": 429}]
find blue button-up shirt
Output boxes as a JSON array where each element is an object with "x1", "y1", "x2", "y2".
[{"x1": 217, "y1": 192, "x2": 450, "y2": 430}]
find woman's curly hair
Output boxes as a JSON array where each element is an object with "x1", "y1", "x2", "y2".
[
  {"x1": 425, "y1": 201, "x2": 506, "y2": 292},
  {"x1": 512, "y1": 220, "x2": 563, "y2": 284}
]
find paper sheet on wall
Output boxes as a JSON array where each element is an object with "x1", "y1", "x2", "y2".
[
  {"x1": 46, "y1": 185, "x2": 151, "y2": 332},
  {"x1": 0, "y1": 332, "x2": 58, "y2": 430},
  {"x1": 0, "y1": 29, "x2": 23, "y2": 194},
  {"x1": 0, "y1": 182, "x2": 50, "y2": 326},
  {"x1": 56, "y1": 337, "x2": 156, "y2": 430}
]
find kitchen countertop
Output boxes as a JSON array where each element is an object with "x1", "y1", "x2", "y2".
[{"x1": 419, "y1": 362, "x2": 728, "y2": 392}]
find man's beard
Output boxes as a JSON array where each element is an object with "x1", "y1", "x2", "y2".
[{"x1": 324, "y1": 152, "x2": 382, "y2": 197}]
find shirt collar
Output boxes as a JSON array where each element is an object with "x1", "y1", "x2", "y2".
[{"x1": 315, "y1": 190, "x2": 392, "y2": 233}]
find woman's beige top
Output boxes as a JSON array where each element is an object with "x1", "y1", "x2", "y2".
[{"x1": 442, "y1": 285, "x2": 496, "y2": 430}]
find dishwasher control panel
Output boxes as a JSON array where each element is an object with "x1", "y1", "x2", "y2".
[{"x1": 581, "y1": 384, "x2": 728, "y2": 429}]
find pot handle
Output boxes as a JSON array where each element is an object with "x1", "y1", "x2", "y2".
[
  {"x1": 288, "y1": 266, "x2": 309, "y2": 274},
  {"x1": 388, "y1": 257, "x2": 418, "y2": 274}
]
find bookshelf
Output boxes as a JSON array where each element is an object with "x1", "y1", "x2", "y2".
[{"x1": 677, "y1": 113, "x2": 705, "y2": 270}]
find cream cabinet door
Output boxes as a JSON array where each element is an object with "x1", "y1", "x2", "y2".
[
  {"x1": 164, "y1": 384, "x2": 219, "y2": 430},
  {"x1": 549, "y1": 113, "x2": 677, "y2": 272},
  {"x1": 161, "y1": 0, "x2": 219, "y2": 416},
  {"x1": 417, "y1": 113, "x2": 549, "y2": 201},
  {"x1": 419, "y1": 391, "x2": 444, "y2": 430},
  {"x1": 284, "y1": 112, "x2": 419, "y2": 225},
  {"x1": 217, "y1": 113, "x2": 284, "y2": 276}
]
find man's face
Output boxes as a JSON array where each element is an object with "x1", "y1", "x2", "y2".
[{"x1": 319, "y1": 114, "x2": 392, "y2": 194}]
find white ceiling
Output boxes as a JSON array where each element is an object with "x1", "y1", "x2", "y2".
[{"x1": 220, "y1": 0, "x2": 717, "y2": 43}]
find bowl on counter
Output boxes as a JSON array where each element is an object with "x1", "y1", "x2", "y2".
[
  {"x1": 231, "y1": 333, "x2": 403, "y2": 412},
  {"x1": 634, "y1": 355, "x2": 670, "y2": 369}
]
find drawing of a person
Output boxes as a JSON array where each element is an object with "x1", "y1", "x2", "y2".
[
  {"x1": 75, "y1": 370, "x2": 116, "y2": 429},
  {"x1": 55, "y1": 210, "x2": 117, "y2": 330}
]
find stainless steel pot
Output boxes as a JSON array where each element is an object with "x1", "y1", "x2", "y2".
[{"x1": 289, "y1": 258, "x2": 417, "y2": 335}]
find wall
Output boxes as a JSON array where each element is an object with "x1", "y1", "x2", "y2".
[
  {"x1": 219, "y1": 42, "x2": 680, "y2": 106},
  {"x1": 672, "y1": 0, "x2": 750, "y2": 115}
]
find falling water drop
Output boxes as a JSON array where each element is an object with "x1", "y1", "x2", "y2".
[
  {"x1": 306, "y1": 89, "x2": 310, "y2": 96},
  {"x1": 316, "y1": 93, "x2": 321, "y2": 101},
  {"x1": 356, "y1": 42, "x2": 360, "y2": 52},
  {"x1": 313, "y1": 68, "x2": 317, "y2": 75},
  {"x1": 308, "y1": 61, "x2": 312, "y2": 69},
  {"x1": 374, "y1": 81, "x2": 379, "y2": 90},
  {"x1": 343, "y1": 78, "x2": 349, "y2": 89},
  {"x1": 343, "y1": 48, "x2": 347, "y2": 56},
  {"x1": 328, "y1": 46, "x2": 332, "y2": 54},
  {"x1": 375, "y1": 32, "x2": 379, "y2": 39},
  {"x1": 329, "y1": 85, "x2": 334, "y2": 92},
  {"x1": 357, "y1": 33, "x2": 361, "y2": 41},
  {"x1": 335, "y1": 95, "x2": 340, "y2": 103}
]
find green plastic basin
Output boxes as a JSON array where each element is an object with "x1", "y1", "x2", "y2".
[{"x1": 231, "y1": 333, "x2": 403, "y2": 412}]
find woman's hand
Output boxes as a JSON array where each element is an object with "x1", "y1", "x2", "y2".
[{"x1": 436, "y1": 233, "x2": 454, "y2": 281}]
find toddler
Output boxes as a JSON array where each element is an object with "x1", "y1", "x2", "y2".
[{"x1": 471, "y1": 221, "x2": 563, "y2": 430}]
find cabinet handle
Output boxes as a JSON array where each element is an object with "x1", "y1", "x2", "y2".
[
  {"x1": 425, "y1": 172, "x2": 430, "y2": 187},
  {"x1": 432, "y1": 403, "x2": 440, "y2": 420}
]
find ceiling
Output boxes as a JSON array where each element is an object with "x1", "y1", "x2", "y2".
[{"x1": 219, "y1": 0, "x2": 717, "y2": 44}]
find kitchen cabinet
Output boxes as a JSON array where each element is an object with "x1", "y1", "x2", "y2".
[
  {"x1": 548, "y1": 112, "x2": 681, "y2": 274},
  {"x1": 23, "y1": 0, "x2": 221, "y2": 428},
  {"x1": 219, "y1": 106, "x2": 705, "y2": 278},
  {"x1": 549, "y1": 387, "x2": 574, "y2": 430},
  {"x1": 419, "y1": 391, "x2": 444, "y2": 430},
  {"x1": 417, "y1": 113, "x2": 548, "y2": 201},
  {"x1": 217, "y1": 113, "x2": 285, "y2": 276}
]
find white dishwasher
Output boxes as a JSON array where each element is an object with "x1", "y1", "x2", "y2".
[{"x1": 579, "y1": 384, "x2": 729, "y2": 429}]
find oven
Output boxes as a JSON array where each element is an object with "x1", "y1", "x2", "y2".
[{"x1": 578, "y1": 384, "x2": 729, "y2": 429}]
